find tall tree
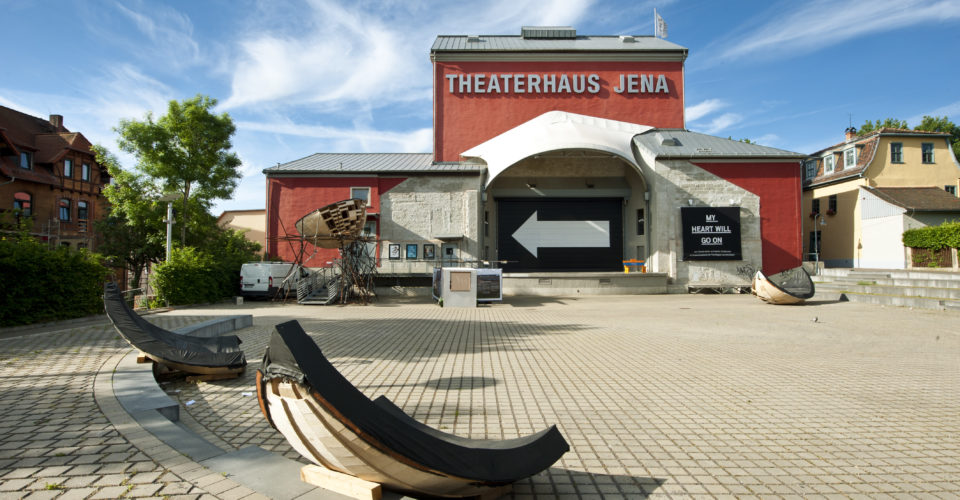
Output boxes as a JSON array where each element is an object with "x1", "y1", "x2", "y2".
[
  {"x1": 914, "y1": 115, "x2": 960, "y2": 161},
  {"x1": 857, "y1": 118, "x2": 909, "y2": 135},
  {"x1": 93, "y1": 145, "x2": 165, "y2": 290},
  {"x1": 116, "y1": 95, "x2": 242, "y2": 245}
]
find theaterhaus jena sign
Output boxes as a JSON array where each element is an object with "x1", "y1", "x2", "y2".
[{"x1": 681, "y1": 207, "x2": 742, "y2": 260}]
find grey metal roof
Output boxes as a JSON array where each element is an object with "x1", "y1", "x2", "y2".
[
  {"x1": 263, "y1": 153, "x2": 482, "y2": 175},
  {"x1": 633, "y1": 130, "x2": 805, "y2": 159},
  {"x1": 431, "y1": 35, "x2": 687, "y2": 53}
]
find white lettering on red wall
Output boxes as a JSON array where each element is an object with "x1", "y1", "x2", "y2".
[{"x1": 444, "y1": 73, "x2": 669, "y2": 95}]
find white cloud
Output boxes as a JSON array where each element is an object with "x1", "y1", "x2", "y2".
[
  {"x1": 697, "y1": 113, "x2": 743, "y2": 135},
  {"x1": 0, "y1": 96, "x2": 44, "y2": 119},
  {"x1": 236, "y1": 120, "x2": 432, "y2": 153},
  {"x1": 907, "y1": 100, "x2": 960, "y2": 126},
  {"x1": 714, "y1": 0, "x2": 960, "y2": 63},
  {"x1": 686, "y1": 99, "x2": 727, "y2": 122},
  {"x1": 223, "y1": 0, "x2": 595, "y2": 111},
  {"x1": 753, "y1": 133, "x2": 780, "y2": 146}
]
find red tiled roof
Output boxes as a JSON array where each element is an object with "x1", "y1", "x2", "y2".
[
  {"x1": 0, "y1": 105, "x2": 95, "y2": 164},
  {"x1": 866, "y1": 186, "x2": 960, "y2": 212},
  {"x1": 804, "y1": 127, "x2": 951, "y2": 189}
]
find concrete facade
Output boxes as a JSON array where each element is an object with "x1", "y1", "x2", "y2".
[{"x1": 379, "y1": 175, "x2": 482, "y2": 275}]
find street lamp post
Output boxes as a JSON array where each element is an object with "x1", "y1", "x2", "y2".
[
  {"x1": 159, "y1": 193, "x2": 180, "y2": 263},
  {"x1": 812, "y1": 213, "x2": 826, "y2": 275}
]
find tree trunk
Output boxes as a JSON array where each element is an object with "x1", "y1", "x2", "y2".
[{"x1": 180, "y1": 183, "x2": 191, "y2": 245}]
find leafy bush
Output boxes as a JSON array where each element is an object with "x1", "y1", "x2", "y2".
[
  {"x1": 0, "y1": 235, "x2": 109, "y2": 327},
  {"x1": 151, "y1": 247, "x2": 221, "y2": 306},
  {"x1": 902, "y1": 221, "x2": 960, "y2": 250},
  {"x1": 151, "y1": 229, "x2": 260, "y2": 306}
]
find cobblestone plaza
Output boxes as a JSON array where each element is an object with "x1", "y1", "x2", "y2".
[{"x1": 1, "y1": 294, "x2": 958, "y2": 499}]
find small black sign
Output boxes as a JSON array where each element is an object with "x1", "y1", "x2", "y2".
[
  {"x1": 476, "y1": 269, "x2": 503, "y2": 302},
  {"x1": 681, "y1": 207, "x2": 742, "y2": 260}
]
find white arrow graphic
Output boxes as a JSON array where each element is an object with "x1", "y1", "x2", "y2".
[{"x1": 512, "y1": 211, "x2": 610, "y2": 258}]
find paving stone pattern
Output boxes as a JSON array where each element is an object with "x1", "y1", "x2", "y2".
[
  {"x1": 0, "y1": 316, "x2": 226, "y2": 500},
  {"x1": 164, "y1": 296, "x2": 960, "y2": 499}
]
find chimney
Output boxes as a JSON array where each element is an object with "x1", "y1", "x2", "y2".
[
  {"x1": 49, "y1": 114, "x2": 64, "y2": 131},
  {"x1": 844, "y1": 126, "x2": 857, "y2": 141}
]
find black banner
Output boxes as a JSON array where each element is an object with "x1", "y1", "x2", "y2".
[{"x1": 681, "y1": 207, "x2": 742, "y2": 260}]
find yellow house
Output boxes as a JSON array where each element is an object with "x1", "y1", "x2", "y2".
[
  {"x1": 217, "y1": 209, "x2": 266, "y2": 255},
  {"x1": 802, "y1": 127, "x2": 960, "y2": 268}
]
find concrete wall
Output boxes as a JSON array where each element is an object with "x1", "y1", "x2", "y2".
[
  {"x1": 636, "y1": 152, "x2": 763, "y2": 289},
  {"x1": 379, "y1": 175, "x2": 482, "y2": 275}
]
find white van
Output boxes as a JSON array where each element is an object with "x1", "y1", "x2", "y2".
[{"x1": 240, "y1": 262, "x2": 296, "y2": 299}]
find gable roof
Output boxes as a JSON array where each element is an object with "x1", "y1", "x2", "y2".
[
  {"x1": 805, "y1": 128, "x2": 951, "y2": 188},
  {"x1": 865, "y1": 186, "x2": 960, "y2": 212},
  {"x1": 0, "y1": 105, "x2": 95, "y2": 162},
  {"x1": 431, "y1": 27, "x2": 687, "y2": 61},
  {"x1": 264, "y1": 153, "x2": 482, "y2": 175},
  {"x1": 633, "y1": 129, "x2": 804, "y2": 159}
]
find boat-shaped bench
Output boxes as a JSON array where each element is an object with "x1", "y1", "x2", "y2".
[
  {"x1": 103, "y1": 282, "x2": 246, "y2": 377},
  {"x1": 256, "y1": 320, "x2": 569, "y2": 498},
  {"x1": 752, "y1": 266, "x2": 816, "y2": 305}
]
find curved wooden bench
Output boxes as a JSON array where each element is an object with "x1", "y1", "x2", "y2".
[
  {"x1": 103, "y1": 282, "x2": 246, "y2": 376},
  {"x1": 256, "y1": 320, "x2": 569, "y2": 498}
]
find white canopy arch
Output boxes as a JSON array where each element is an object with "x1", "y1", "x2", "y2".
[{"x1": 461, "y1": 111, "x2": 653, "y2": 187}]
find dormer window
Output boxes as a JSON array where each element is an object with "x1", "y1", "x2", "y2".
[
  {"x1": 19, "y1": 152, "x2": 32, "y2": 169},
  {"x1": 844, "y1": 148, "x2": 856, "y2": 168},
  {"x1": 804, "y1": 159, "x2": 817, "y2": 179},
  {"x1": 824, "y1": 154, "x2": 835, "y2": 174}
]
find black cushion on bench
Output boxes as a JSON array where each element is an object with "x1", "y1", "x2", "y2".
[{"x1": 103, "y1": 282, "x2": 246, "y2": 370}]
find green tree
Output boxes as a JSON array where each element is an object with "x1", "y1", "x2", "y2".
[
  {"x1": 93, "y1": 145, "x2": 166, "y2": 291},
  {"x1": 116, "y1": 94, "x2": 242, "y2": 245},
  {"x1": 857, "y1": 118, "x2": 909, "y2": 135},
  {"x1": 914, "y1": 115, "x2": 960, "y2": 161}
]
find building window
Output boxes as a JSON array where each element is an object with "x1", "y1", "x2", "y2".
[
  {"x1": 484, "y1": 210, "x2": 489, "y2": 237},
  {"x1": 946, "y1": 185, "x2": 957, "y2": 196},
  {"x1": 19, "y1": 152, "x2": 32, "y2": 169},
  {"x1": 59, "y1": 199, "x2": 71, "y2": 221},
  {"x1": 922, "y1": 143, "x2": 934, "y2": 163},
  {"x1": 77, "y1": 200, "x2": 89, "y2": 220},
  {"x1": 350, "y1": 187, "x2": 370, "y2": 204},
  {"x1": 13, "y1": 192, "x2": 31, "y2": 216},
  {"x1": 890, "y1": 142, "x2": 903, "y2": 163},
  {"x1": 804, "y1": 159, "x2": 817, "y2": 179},
  {"x1": 64, "y1": 159, "x2": 73, "y2": 178},
  {"x1": 844, "y1": 148, "x2": 856, "y2": 168},
  {"x1": 637, "y1": 208, "x2": 645, "y2": 235},
  {"x1": 81, "y1": 163, "x2": 91, "y2": 181},
  {"x1": 828, "y1": 194, "x2": 837, "y2": 214},
  {"x1": 812, "y1": 198, "x2": 820, "y2": 215},
  {"x1": 823, "y1": 154, "x2": 835, "y2": 174}
]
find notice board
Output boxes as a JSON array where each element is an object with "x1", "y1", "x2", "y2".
[{"x1": 681, "y1": 207, "x2": 742, "y2": 260}]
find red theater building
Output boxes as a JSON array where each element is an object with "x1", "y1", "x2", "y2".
[{"x1": 265, "y1": 27, "x2": 805, "y2": 294}]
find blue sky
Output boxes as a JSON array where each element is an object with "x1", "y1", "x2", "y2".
[{"x1": 2, "y1": 0, "x2": 959, "y2": 215}]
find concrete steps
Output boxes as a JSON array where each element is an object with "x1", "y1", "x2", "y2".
[{"x1": 813, "y1": 268, "x2": 960, "y2": 310}]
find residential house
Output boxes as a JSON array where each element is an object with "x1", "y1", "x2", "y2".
[
  {"x1": 802, "y1": 127, "x2": 960, "y2": 268},
  {"x1": 217, "y1": 209, "x2": 266, "y2": 254},
  {"x1": 0, "y1": 106, "x2": 110, "y2": 250}
]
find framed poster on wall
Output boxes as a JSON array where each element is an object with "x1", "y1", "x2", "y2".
[
  {"x1": 423, "y1": 244, "x2": 436, "y2": 260},
  {"x1": 680, "y1": 207, "x2": 742, "y2": 260},
  {"x1": 406, "y1": 244, "x2": 418, "y2": 259},
  {"x1": 388, "y1": 244, "x2": 400, "y2": 260}
]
